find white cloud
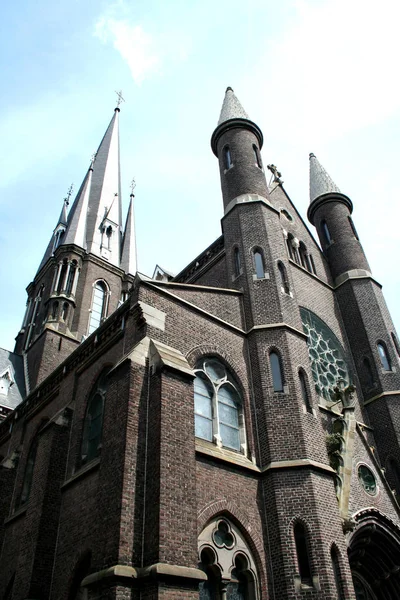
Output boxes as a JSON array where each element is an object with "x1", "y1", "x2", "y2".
[{"x1": 94, "y1": 19, "x2": 160, "y2": 84}]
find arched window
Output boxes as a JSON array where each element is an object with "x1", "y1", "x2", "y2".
[
  {"x1": 61, "y1": 303, "x2": 69, "y2": 321},
  {"x1": 19, "y1": 438, "x2": 38, "y2": 506},
  {"x1": 199, "y1": 518, "x2": 259, "y2": 599},
  {"x1": 377, "y1": 342, "x2": 392, "y2": 371},
  {"x1": 65, "y1": 260, "x2": 77, "y2": 295},
  {"x1": 309, "y1": 255, "x2": 317, "y2": 275},
  {"x1": 57, "y1": 259, "x2": 69, "y2": 293},
  {"x1": 363, "y1": 358, "x2": 375, "y2": 388},
  {"x1": 286, "y1": 234, "x2": 294, "y2": 260},
  {"x1": 52, "y1": 301, "x2": 59, "y2": 320},
  {"x1": 294, "y1": 523, "x2": 312, "y2": 585},
  {"x1": 348, "y1": 216, "x2": 359, "y2": 240},
  {"x1": 81, "y1": 371, "x2": 108, "y2": 465},
  {"x1": 88, "y1": 281, "x2": 108, "y2": 335},
  {"x1": 278, "y1": 261, "x2": 290, "y2": 294},
  {"x1": 391, "y1": 333, "x2": 400, "y2": 358},
  {"x1": 224, "y1": 146, "x2": 232, "y2": 170},
  {"x1": 331, "y1": 547, "x2": 345, "y2": 600},
  {"x1": 269, "y1": 352, "x2": 284, "y2": 392},
  {"x1": 194, "y1": 358, "x2": 244, "y2": 452},
  {"x1": 106, "y1": 225, "x2": 113, "y2": 250},
  {"x1": 234, "y1": 247, "x2": 241, "y2": 278},
  {"x1": 299, "y1": 243, "x2": 312, "y2": 272},
  {"x1": 253, "y1": 250, "x2": 265, "y2": 279},
  {"x1": 321, "y1": 220, "x2": 332, "y2": 246},
  {"x1": 299, "y1": 370, "x2": 312, "y2": 413},
  {"x1": 253, "y1": 144, "x2": 262, "y2": 169}
]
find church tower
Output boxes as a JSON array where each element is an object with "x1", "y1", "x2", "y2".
[
  {"x1": 308, "y1": 154, "x2": 400, "y2": 492},
  {"x1": 14, "y1": 107, "x2": 137, "y2": 392}
]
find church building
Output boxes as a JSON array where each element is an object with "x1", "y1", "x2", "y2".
[{"x1": 1, "y1": 88, "x2": 400, "y2": 600}]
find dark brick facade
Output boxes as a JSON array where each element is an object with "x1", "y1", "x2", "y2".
[{"x1": 1, "y1": 93, "x2": 400, "y2": 600}]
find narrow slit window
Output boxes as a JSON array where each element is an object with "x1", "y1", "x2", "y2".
[
  {"x1": 194, "y1": 375, "x2": 213, "y2": 442},
  {"x1": 253, "y1": 144, "x2": 262, "y2": 168},
  {"x1": 65, "y1": 261, "x2": 77, "y2": 295},
  {"x1": 278, "y1": 262, "x2": 290, "y2": 294},
  {"x1": 309, "y1": 255, "x2": 317, "y2": 275},
  {"x1": 321, "y1": 220, "x2": 332, "y2": 246},
  {"x1": 88, "y1": 282, "x2": 107, "y2": 335},
  {"x1": 254, "y1": 250, "x2": 265, "y2": 279},
  {"x1": 391, "y1": 333, "x2": 400, "y2": 358},
  {"x1": 286, "y1": 235, "x2": 294, "y2": 260},
  {"x1": 299, "y1": 371, "x2": 312, "y2": 412},
  {"x1": 270, "y1": 352, "x2": 284, "y2": 392},
  {"x1": 331, "y1": 547, "x2": 345, "y2": 600},
  {"x1": 224, "y1": 146, "x2": 232, "y2": 170},
  {"x1": 377, "y1": 342, "x2": 392, "y2": 371},
  {"x1": 294, "y1": 523, "x2": 312, "y2": 584},
  {"x1": 234, "y1": 247, "x2": 241, "y2": 277},
  {"x1": 348, "y1": 216, "x2": 359, "y2": 240}
]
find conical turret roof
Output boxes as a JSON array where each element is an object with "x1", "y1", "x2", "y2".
[
  {"x1": 63, "y1": 164, "x2": 93, "y2": 249},
  {"x1": 309, "y1": 153, "x2": 341, "y2": 203},
  {"x1": 217, "y1": 87, "x2": 249, "y2": 125},
  {"x1": 120, "y1": 195, "x2": 137, "y2": 276}
]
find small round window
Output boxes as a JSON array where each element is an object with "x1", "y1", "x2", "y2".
[{"x1": 358, "y1": 465, "x2": 377, "y2": 496}]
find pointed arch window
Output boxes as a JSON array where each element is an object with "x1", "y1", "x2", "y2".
[
  {"x1": 57, "y1": 259, "x2": 69, "y2": 293},
  {"x1": 294, "y1": 523, "x2": 312, "y2": 585},
  {"x1": 194, "y1": 358, "x2": 245, "y2": 452},
  {"x1": 65, "y1": 260, "x2": 77, "y2": 295},
  {"x1": 377, "y1": 342, "x2": 392, "y2": 371},
  {"x1": 391, "y1": 333, "x2": 400, "y2": 358},
  {"x1": 253, "y1": 249, "x2": 265, "y2": 279},
  {"x1": 61, "y1": 302, "x2": 69, "y2": 322},
  {"x1": 309, "y1": 255, "x2": 317, "y2": 275},
  {"x1": 269, "y1": 352, "x2": 284, "y2": 392},
  {"x1": 331, "y1": 547, "x2": 345, "y2": 600},
  {"x1": 19, "y1": 437, "x2": 38, "y2": 506},
  {"x1": 299, "y1": 370, "x2": 312, "y2": 413},
  {"x1": 278, "y1": 261, "x2": 290, "y2": 294},
  {"x1": 224, "y1": 146, "x2": 233, "y2": 170},
  {"x1": 321, "y1": 220, "x2": 332, "y2": 246},
  {"x1": 253, "y1": 144, "x2": 262, "y2": 169},
  {"x1": 81, "y1": 371, "x2": 108, "y2": 465},
  {"x1": 286, "y1": 234, "x2": 294, "y2": 260},
  {"x1": 88, "y1": 281, "x2": 108, "y2": 335},
  {"x1": 51, "y1": 301, "x2": 59, "y2": 320},
  {"x1": 233, "y1": 247, "x2": 241, "y2": 278},
  {"x1": 299, "y1": 243, "x2": 312, "y2": 272}
]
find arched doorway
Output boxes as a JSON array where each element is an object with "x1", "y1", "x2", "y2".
[{"x1": 348, "y1": 511, "x2": 400, "y2": 600}]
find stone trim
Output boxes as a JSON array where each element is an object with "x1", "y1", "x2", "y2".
[
  {"x1": 363, "y1": 390, "x2": 400, "y2": 406},
  {"x1": 223, "y1": 193, "x2": 277, "y2": 218},
  {"x1": 261, "y1": 458, "x2": 335, "y2": 475},
  {"x1": 4, "y1": 505, "x2": 27, "y2": 525},
  {"x1": 195, "y1": 440, "x2": 259, "y2": 473},
  {"x1": 334, "y1": 270, "x2": 381, "y2": 290},
  {"x1": 247, "y1": 323, "x2": 307, "y2": 340},
  {"x1": 81, "y1": 563, "x2": 207, "y2": 587},
  {"x1": 61, "y1": 457, "x2": 100, "y2": 490},
  {"x1": 148, "y1": 280, "x2": 242, "y2": 295}
]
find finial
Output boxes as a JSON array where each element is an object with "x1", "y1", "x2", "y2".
[
  {"x1": 309, "y1": 152, "x2": 316, "y2": 159},
  {"x1": 90, "y1": 152, "x2": 97, "y2": 169},
  {"x1": 130, "y1": 178, "x2": 136, "y2": 197},
  {"x1": 115, "y1": 90, "x2": 125, "y2": 109},
  {"x1": 64, "y1": 183, "x2": 74, "y2": 207},
  {"x1": 226, "y1": 86, "x2": 233, "y2": 93}
]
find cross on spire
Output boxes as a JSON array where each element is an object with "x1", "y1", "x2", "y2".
[
  {"x1": 64, "y1": 183, "x2": 74, "y2": 206},
  {"x1": 130, "y1": 178, "x2": 136, "y2": 196},
  {"x1": 115, "y1": 90, "x2": 125, "y2": 108}
]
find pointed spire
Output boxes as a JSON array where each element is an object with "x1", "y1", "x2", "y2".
[
  {"x1": 217, "y1": 87, "x2": 249, "y2": 125},
  {"x1": 63, "y1": 162, "x2": 94, "y2": 248},
  {"x1": 120, "y1": 192, "x2": 137, "y2": 276},
  {"x1": 58, "y1": 200, "x2": 68, "y2": 227},
  {"x1": 36, "y1": 188, "x2": 71, "y2": 273},
  {"x1": 309, "y1": 153, "x2": 341, "y2": 204}
]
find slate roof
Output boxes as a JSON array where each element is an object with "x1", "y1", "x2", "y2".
[
  {"x1": 217, "y1": 87, "x2": 249, "y2": 125},
  {"x1": 309, "y1": 153, "x2": 341, "y2": 204},
  {"x1": 0, "y1": 348, "x2": 26, "y2": 411}
]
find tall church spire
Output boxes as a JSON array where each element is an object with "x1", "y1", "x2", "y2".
[{"x1": 63, "y1": 161, "x2": 94, "y2": 249}]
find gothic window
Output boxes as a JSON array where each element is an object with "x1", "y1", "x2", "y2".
[
  {"x1": 61, "y1": 303, "x2": 69, "y2": 321},
  {"x1": 80, "y1": 371, "x2": 108, "y2": 465},
  {"x1": 65, "y1": 260, "x2": 77, "y2": 295},
  {"x1": 233, "y1": 247, "x2": 241, "y2": 278},
  {"x1": 52, "y1": 301, "x2": 59, "y2": 320},
  {"x1": 198, "y1": 518, "x2": 259, "y2": 599},
  {"x1": 299, "y1": 370, "x2": 312, "y2": 413},
  {"x1": 331, "y1": 546, "x2": 345, "y2": 600},
  {"x1": 363, "y1": 358, "x2": 375, "y2": 389},
  {"x1": 309, "y1": 255, "x2": 317, "y2": 275},
  {"x1": 391, "y1": 333, "x2": 400, "y2": 358},
  {"x1": 300, "y1": 308, "x2": 350, "y2": 404},
  {"x1": 286, "y1": 234, "x2": 295, "y2": 260},
  {"x1": 377, "y1": 342, "x2": 391, "y2": 371},
  {"x1": 19, "y1": 437, "x2": 38, "y2": 506},
  {"x1": 348, "y1": 216, "x2": 359, "y2": 240},
  {"x1": 88, "y1": 281, "x2": 108, "y2": 335},
  {"x1": 194, "y1": 358, "x2": 244, "y2": 452},
  {"x1": 294, "y1": 523, "x2": 312, "y2": 585},
  {"x1": 269, "y1": 352, "x2": 284, "y2": 392},
  {"x1": 224, "y1": 146, "x2": 232, "y2": 170},
  {"x1": 278, "y1": 261, "x2": 290, "y2": 294},
  {"x1": 253, "y1": 144, "x2": 262, "y2": 169},
  {"x1": 57, "y1": 259, "x2": 69, "y2": 293},
  {"x1": 321, "y1": 220, "x2": 332, "y2": 246},
  {"x1": 106, "y1": 225, "x2": 113, "y2": 250},
  {"x1": 299, "y1": 243, "x2": 312, "y2": 272},
  {"x1": 253, "y1": 250, "x2": 265, "y2": 279}
]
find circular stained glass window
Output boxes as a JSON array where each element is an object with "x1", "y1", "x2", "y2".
[
  {"x1": 300, "y1": 308, "x2": 350, "y2": 403},
  {"x1": 358, "y1": 465, "x2": 377, "y2": 496}
]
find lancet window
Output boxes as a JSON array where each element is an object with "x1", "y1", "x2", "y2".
[
  {"x1": 377, "y1": 342, "x2": 392, "y2": 371},
  {"x1": 194, "y1": 358, "x2": 245, "y2": 453},
  {"x1": 80, "y1": 370, "x2": 108, "y2": 465},
  {"x1": 88, "y1": 281, "x2": 108, "y2": 335}
]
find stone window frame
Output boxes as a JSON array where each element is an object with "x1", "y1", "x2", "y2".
[
  {"x1": 193, "y1": 357, "x2": 247, "y2": 455},
  {"x1": 232, "y1": 245, "x2": 243, "y2": 281},
  {"x1": 223, "y1": 144, "x2": 233, "y2": 172},
  {"x1": 277, "y1": 260, "x2": 291, "y2": 296},
  {"x1": 79, "y1": 370, "x2": 109, "y2": 467},
  {"x1": 292, "y1": 520, "x2": 315, "y2": 592},
  {"x1": 87, "y1": 279, "x2": 110, "y2": 336},
  {"x1": 198, "y1": 517, "x2": 260, "y2": 599},
  {"x1": 357, "y1": 462, "x2": 379, "y2": 498},
  {"x1": 376, "y1": 340, "x2": 394, "y2": 373},
  {"x1": 268, "y1": 348, "x2": 288, "y2": 394},
  {"x1": 252, "y1": 143, "x2": 263, "y2": 170},
  {"x1": 298, "y1": 368, "x2": 314, "y2": 415},
  {"x1": 250, "y1": 246, "x2": 268, "y2": 281}
]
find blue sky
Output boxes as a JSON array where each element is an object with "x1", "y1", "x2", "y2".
[{"x1": 1, "y1": 0, "x2": 399, "y2": 352}]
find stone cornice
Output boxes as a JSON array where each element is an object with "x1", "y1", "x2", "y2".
[{"x1": 364, "y1": 390, "x2": 400, "y2": 406}]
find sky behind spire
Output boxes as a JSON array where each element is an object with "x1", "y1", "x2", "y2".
[{"x1": 1, "y1": 0, "x2": 400, "y2": 350}]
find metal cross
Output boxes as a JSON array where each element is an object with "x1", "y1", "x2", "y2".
[
  {"x1": 130, "y1": 178, "x2": 136, "y2": 196},
  {"x1": 64, "y1": 183, "x2": 74, "y2": 206},
  {"x1": 115, "y1": 90, "x2": 125, "y2": 108}
]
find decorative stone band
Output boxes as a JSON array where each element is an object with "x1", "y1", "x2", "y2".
[
  {"x1": 260, "y1": 458, "x2": 336, "y2": 476},
  {"x1": 223, "y1": 192, "x2": 276, "y2": 217},
  {"x1": 211, "y1": 117, "x2": 264, "y2": 156},
  {"x1": 307, "y1": 191, "x2": 353, "y2": 225},
  {"x1": 364, "y1": 390, "x2": 400, "y2": 407},
  {"x1": 334, "y1": 269, "x2": 376, "y2": 288},
  {"x1": 81, "y1": 563, "x2": 207, "y2": 588}
]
